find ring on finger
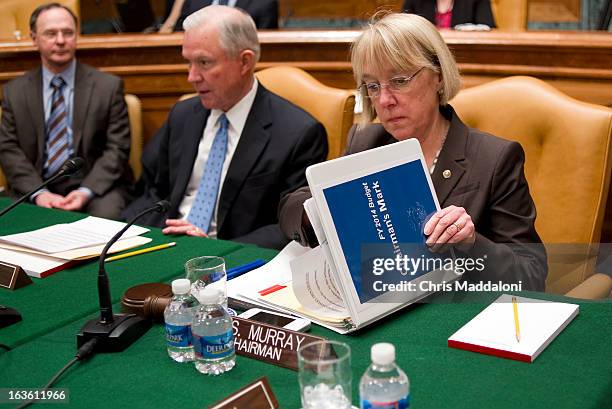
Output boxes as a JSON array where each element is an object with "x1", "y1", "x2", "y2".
[{"x1": 446, "y1": 223, "x2": 460, "y2": 234}]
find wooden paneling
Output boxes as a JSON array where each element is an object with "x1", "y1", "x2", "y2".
[
  {"x1": 279, "y1": 0, "x2": 401, "y2": 20},
  {"x1": 528, "y1": 0, "x2": 581, "y2": 23},
  {"x1": 80, "y1": 0, "x2": 167, "y2": 21},
  {"x1": 1, "y1": 29, "x2": 611, "y2": 241},
  {"x1": 80, "y1": 0, "x2": 119, "y2": 21},
  {"x1": 1, "y1": 30, "x2": 610, "y2": 140},
  {"x1": 1, "y1": 30, "x2": 611, "y2": 139}
]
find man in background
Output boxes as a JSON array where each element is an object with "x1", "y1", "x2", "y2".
[
  {"x1": 123, "y1": 5, "x2": 327, "y2": 249},
  {"x1": 0, "y1": 3, "x2": 133, "y2": 219}
]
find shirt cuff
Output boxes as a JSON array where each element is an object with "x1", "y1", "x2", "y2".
[
  {"x1": 30, "y1": 188, "x2": 50, "y2": 202},
  {"x1": 78, "y1": 187, "x2": 94, "y2": 199}
]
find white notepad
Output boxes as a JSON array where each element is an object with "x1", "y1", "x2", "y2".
[{"x1": 448, "y1": 294, "x2": 579, "y2": 362}]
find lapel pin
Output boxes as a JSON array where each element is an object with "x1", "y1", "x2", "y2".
[{"x1": 442, "y1": 169, "x2": 452, "y2": 179}]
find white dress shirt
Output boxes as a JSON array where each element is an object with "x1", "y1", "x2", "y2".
[{"x1": 178, "y1": 79, "x2": 259, "y2": 237}]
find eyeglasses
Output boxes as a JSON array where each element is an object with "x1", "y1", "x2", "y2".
[
  {"x1": 361, "y1": 67, "x2": 425, "y2": 99},
  {"x1": 40, "y1": 29, "x2": 76, "y2": 41}
]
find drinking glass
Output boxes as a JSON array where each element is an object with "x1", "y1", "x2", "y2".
[
  {"x1": 298, "y1": 340, "x2": 352, "y2": 409},
  {"x1": 185, "y1": 256, "x2": 227, "y2": 309}
]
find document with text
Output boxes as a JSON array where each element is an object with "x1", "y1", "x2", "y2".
[{"x1": 0, "y1": 216, "x2": 149, "y2": 253}]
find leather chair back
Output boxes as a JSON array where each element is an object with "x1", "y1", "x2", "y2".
[
  {"x1": 125, "y1": 94, "x2": 143, "y2": 179},
  {"x1": 490, "y1": 0, "x2": 527, "y2": 31},
  {"x1": 0, "y1": 0, "x2": 80, "y2": 40},
  {"x1": 0, "y1": 2, "x2": 20, "y2": 40},
  {"x1": 451, "y1": 76, "x2": 612, "y2": 294},
  {"x1": 255, "y1": 66, "x2": 355, "y2": 160}
]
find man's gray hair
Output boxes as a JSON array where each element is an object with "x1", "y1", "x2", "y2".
[{"x1": 183, "y1": 5, "x2": 260, "y2": 62}]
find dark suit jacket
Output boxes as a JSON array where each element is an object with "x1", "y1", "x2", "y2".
[
  {"x1": 0, "y1": 63, "x2": 132, "y2": 207},
  {"x1": 175, "y1": 0, "x2": 279, "y2": 30},
  {"x1": 279, "y1": 106, "x2": 547, "y2": 290},
  {"x1": 123, "y1": 84, "x2": 327, "y2": 250},
  {"x1": 402, "y1": 0, "x2": 496, "y2": 27}
]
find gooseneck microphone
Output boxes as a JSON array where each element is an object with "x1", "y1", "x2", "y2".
[
  {"x1": 76, "y1": 200, "x2": 171, "y2": 353},
  {"x1": 0, "y1": 157, "x2": 85, "y2": 218}
]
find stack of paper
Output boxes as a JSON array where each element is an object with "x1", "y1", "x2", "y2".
[
  {"x1": 448, "y1": 294, "x2": 579, "y2": 362},
  {"x1": 0, "y1": 217, "x2": 151, "y2": 278},
  {"x1": 228, "y1": 241, "x2": 353, "y2": 333}
]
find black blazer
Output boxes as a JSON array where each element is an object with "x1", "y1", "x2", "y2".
[
  {"x1": 279, "y1": 106, "x2": 547, "y2": 290},
  {"x1": 402, "y1": 0, "x2": 496, "y2": 27},
  {"x1": 175, "y1": 0, "x2": 279, "y2": 30},
  {"x1": 123, "y1": 84, "x2": 327, "y2": 250}
]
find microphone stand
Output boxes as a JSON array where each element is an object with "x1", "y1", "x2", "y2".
[
  {"x1": 76, "y1": 201, "x2": 170, "y2": 353},
  {"x1": 0, "y1": 157, "x2": 84, "y2": 218}
]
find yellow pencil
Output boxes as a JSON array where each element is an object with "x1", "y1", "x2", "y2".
[
  {"x1": 105, "y1": 242, "x2": 176, "y2": 262},
  {"x1": 512, "y1": 296, "x2": 521, "y2": 343}
]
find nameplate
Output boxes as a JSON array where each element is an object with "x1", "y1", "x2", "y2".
[
  {"x1": 232, "y1": 316, "x2": 325, "y2": 371},
  {"x1": 208, "y1": 377, "x2": 278, "y2": 409},
  {"x1": 0, "y1": 261, "x2": 32, "y2": 290}
]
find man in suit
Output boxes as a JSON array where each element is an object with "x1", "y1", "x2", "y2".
[
  {"x1": 0, "y1": 3, "x2": 132, "y2": 219},
  {"x1": 174, "y1": 0, "x2": 279, "y2": 30},
  {"x1": 123, "y1": 5, "x2": 327, "y2": 250}
]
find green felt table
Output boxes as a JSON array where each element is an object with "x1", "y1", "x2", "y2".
[
  {"x1": 1, "y1": 201, "x2": 611, "y2": 408},
  {"x1": 0, "y1": 200, "x2": 246, "y2": 349},
  {"x1": 1, "y1": 293, "x2": 611, "y2": 408}
]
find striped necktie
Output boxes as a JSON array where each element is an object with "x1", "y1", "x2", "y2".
[
  {"x1": 43, "y1": 76, "x2": 72, "y2": 178},
  {"x1": 187, "y1": 114, "x2": 229, "y2": 233}
]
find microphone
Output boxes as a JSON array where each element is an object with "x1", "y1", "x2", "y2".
[
  {"x1": 76, "y1": 200, "x2": 171, "y2": 353},
  {"x1": 59, "y1": 157, "x2": 85, "y2": 175},
  {"x1": 0, "y1": 157, "x2": 85, "y2": 218}
]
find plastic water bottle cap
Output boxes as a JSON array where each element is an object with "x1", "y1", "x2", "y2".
[
  {"x1": 196, "y1": 287, "x2": 221, "y2": 305},
  {"x1": 171, "y1": 278, "x2": 191, "y2": 295},
  {"x1": 371, "y1": 343, "x2": 395, "y2": 366}
]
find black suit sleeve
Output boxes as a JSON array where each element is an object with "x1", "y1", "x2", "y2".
[
  {"x1": 174, "y1": 0, "x2": 207, "y2": 31},
  {"x1": 279, "y1": 124, "x2": 363, "y2": 247},
  {"x1": 462, "y1": 142, "x2": 547, "y2": 291},
  {"x1": 474, "y1": 0, "x2": 496, "y2": 27},
  {"x1": 235, "y1": 120, "x2": 327, "y2": 248},
  {"x1": 402, "y1": 0, "x2": 416, "y2": 13},
  {"x1": 251, "y1": 0, "x2": 278, "y2": 29}
]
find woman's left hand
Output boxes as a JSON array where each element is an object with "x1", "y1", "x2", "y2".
[{"x1": 423, "y1": 205, "x2": 475, "y2": 252}]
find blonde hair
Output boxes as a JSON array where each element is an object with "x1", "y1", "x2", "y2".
[
  {"x1": 183, "y1": 5, "x2": 260, "y2": 62},
  {"x1": 351, "y1": 12, "x2": 460, "y2": 124}
]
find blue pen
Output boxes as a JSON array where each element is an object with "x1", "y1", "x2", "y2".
[{"x1": 226, "y1": 259, "x2": 266, "y2": 280}]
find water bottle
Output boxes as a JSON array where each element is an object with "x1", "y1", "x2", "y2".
[
  {"x1": 164, "y1": 278, "x2": 198, "y2": 362},
  {"x1": 360, "y1": 343, "x2": 410, "y2": 409},
  {"x1": 192, "y1": 287, "x2": 236, "y2": 375}
]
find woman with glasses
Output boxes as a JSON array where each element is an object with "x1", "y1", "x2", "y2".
[{"x1": 279, "y1": 13, "x2": 546, "y2": 291}]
